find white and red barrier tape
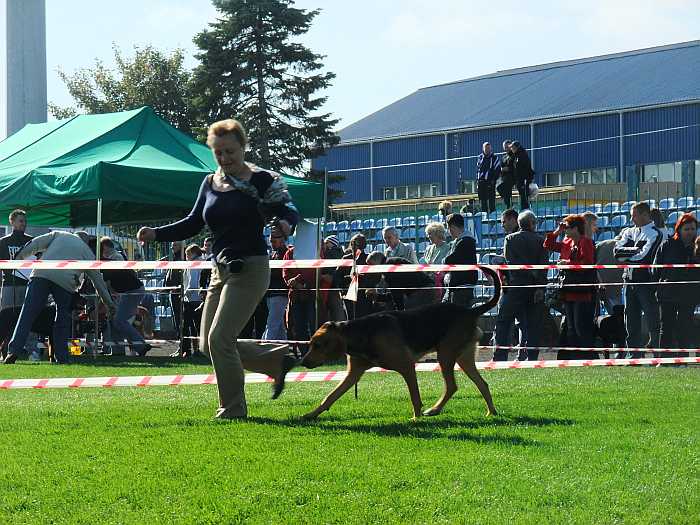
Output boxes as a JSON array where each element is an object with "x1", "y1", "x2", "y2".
[
  {"x1": 1, "y1": 259, "x2": 700, "y2": 272},
  {"x1": 0, "y1": 357, "x2": 697, "y2": 390}
]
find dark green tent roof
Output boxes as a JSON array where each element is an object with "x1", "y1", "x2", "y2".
[{"x1": 0, "y1": 106, "x2": 323, "y2": 226}]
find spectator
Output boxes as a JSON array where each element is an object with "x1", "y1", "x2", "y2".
[
  {"x1": 461, "y1": 199, "x2": 479, "y2": 215},
  {"x1": 583, "y1": 211, "x2": 599, "y2": 240},
  {"x1": 544, "y1": 215, "x2": 598, "y2": 359},
  {"x1": 438, "y1": 200, "x2": 453, "y2": 226},
  {"x1": 652, "y1": 213, "x2": 699, "y2": 358},
  {"x1": 443, "y1": 213, "x2": 478, "y2": 306},
  {"x1": 263, "y1": 232, "x2": 289, "y2": 341},
  {"x1": 338, "y1": 234, "x2": 371, "y2": 319},
  {"x1": 382, "y1": 226, "x2": 418, "y2": 263},
  {"x1": 198, "y1": 237, "x2": 214, "y2": 300},
  {"x1": 320, "y1": 235, "x2": 347, "y2": 322},
  {"x1": 100, "y1": 237, "x2": 151, "y2": 357},
  {"x1": 161, "y1": 241, "x2": 184, "y2": 340},
  {"x1": 494, "y1": 210, "x2": 548, "y2": 361},
  {"x1": 509, "y1": 141, "x2": 534, "y2": 210},
  {"x1": 497, "y1": 140, "x2": 515, "y2": 208},
  {"x1": 422, "y1": 222, "x2": 451, "y2": 265},
  {"x1": 4, "y1": 231, "x2": 117, "y2": 364},
  {"x1": 501, "y1": 208, "x2": 519, "y2": 236},
  {"x1": 366, "y1": 252, "x2": 436, "y2": 310},
  {"x1": 180, "y1": 244, "x2": 204, "y2": 357},
  {"x1": 283, "y1": 245, "x2": 316, "y2": 352},
  {"x1": 650, "y1": 208, "x2": 670, "y2": 241},
  {"x1": 614, "y1": 202, "x2": 664, "y2": 358},
  {"x1": 0, "y1": 209, "x2": 33, "y2": 311},
  {"x1": 475, "y1": 142, "x2": 501, "y2": 214}
]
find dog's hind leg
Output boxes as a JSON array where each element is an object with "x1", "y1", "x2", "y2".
[
  {"x1": 456, "y1": 349, "x2": 497, "y2": 417},
  {"x1": 423, "y1": 351, "x2": 458, "y2": 417},
  {"x1": 301, "y1": 357, "x2": 369, "y2": 421}
]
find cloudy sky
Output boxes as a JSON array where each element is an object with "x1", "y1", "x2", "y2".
[{"x1": 46, "y1": 0, "x2": 699, "y2": 129}]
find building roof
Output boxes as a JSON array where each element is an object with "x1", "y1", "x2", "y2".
[{"x1": 339, "y1": 41, "x2": 700, "y2": 143}]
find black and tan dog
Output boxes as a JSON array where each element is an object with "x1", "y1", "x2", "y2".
[{"x1": 300, "y1": 266, "x2": 501, "y2": 420}]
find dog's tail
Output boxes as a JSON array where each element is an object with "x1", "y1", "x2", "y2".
[{"x1": 470, "y1": 265, "x2": 502, "y2": 317}]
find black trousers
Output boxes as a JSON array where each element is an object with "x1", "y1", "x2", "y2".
[
  {"x1": 516, "y1": 181, "x2": 530, "y2": 210},
  {"x1": 561, "y1": 300, "x2": 598, "y2": 360},
  {"x1": 659, "y1": 301, "x2": 696, "y2": 357},
  {"x1": 181, "y1": 301, "x2": 202, "y2": 353},
  {"x1": 477, "y1": 179, "x2": 496, "y2": 214},
  {"x1": 497, "y1": 176, "x2": 514, "y2": 208}
]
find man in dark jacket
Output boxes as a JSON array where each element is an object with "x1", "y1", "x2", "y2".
[
  {"x1": 0, "y1": 209, "x2": 33, "y2": 311},
  {"x1": 494, "y1": 210, "x2": 548, "y2": 361},
  {"x1": 443, "y1": 213, "x2": 478, "y2": 306},
  {"x1": 160, "y1": 241, "x2": 183, "y2": 337},
  {"x1": 321, "y1": 236, "x2": 346, "y2": 322},
  {"x1": 337, "y1": 234, "x2": 371, "y2": 319},
  {"x1": 497, "y1": 140, "x2": 515, "y2": 208},
  {"x1": 510, "y1": 141, "x2": 534, "y2": 210},
  {"x1": 475, "y1": 142, "x2": 500, "y2": 214}
]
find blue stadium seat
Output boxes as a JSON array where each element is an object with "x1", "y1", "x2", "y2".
[
  {"x1": 388, "y1": 217, "x2": 401, "y2": 227},
  {"x1": 350, "y1": 219, "x2": 362, "y2": 231},
  {"x1": 480, "y1": 223, "x2": 491, "y2": 236},
  {"x1": 491, "y1": 223, "x2": 505, "y2": 236},
  {"x1": 539, "y1": 219, "x2": 557, "y2": 233},
  {"x1": 480, "y1": 238, "x2": 492, "y2": 250},
  {"x1": 586, "y1": 204, "x2": 603, "y2": 213},
  {"x1": 488, "y1": 211, "x2": 499, "y2": 221},
  {"x1": 596, "y1": 215, "x2": 610, "y2": 229},
  {"x1": 263, "y1": 226, "x2": 271, "y2": 236},
  {"x1": 374, "y1": 229, "x2": 383, "y2": 241},
  {"x1": 375, "y1": 218, "x2": 388, "y2": 229},
  {"x1": 554, "y1": 206, "x2": 568, "y2": 217},
  {"x1": 324, "y1": 221, "x2": 337, "y2": 233},
  {"x1": 641, "y1": 199, "x2": 656, "y2": 209},
  {"x1": 336, "y1": 220, "x2": 349, "y2": 231},
  {"x1": 658, "y1": 198, "x2": 675, "y2": 210},
  {"x1": 418, "y1": 241, "x2": 428, "y2": 254},
  {"x1": 375, "y1": 243, "x2": 385, "y2": 253},
  {"x1": 602, "y1": 202, "x2": 619, "y2": 215},
  {"x1": 402, "y1": 216, "x2": 416, "y2": 227},
  {"x1": 677, "y1": 196, "x2": 695, "y2": 210},
  {"x1": 430, "y1": 214, "x2": 441, "y2": 223},
  {"x1": 619, "y1": 201, "x2": 636, "y2": 213},
  {"x1": 363, "y1": 218, "x2": 375, "y2": 230},
  {"x1": 549, "y1": 251, "x2": 560, "y2": 262},
  {"x1": 416, "y1": 215, "x2": 429, "y2": 226},
  {"x1": 493, "y1": 237, "x2": 504, "y2": 249},
  {"x1": 596, "y1": 231, "x2": 614, "y2": 242},
  {"x1": 400, "y1": 228, "x2": 413, "y2": 239},
  {"x1": 610, "y1": 215, "x2": 629, "y2": 229},
  {"x1": 542, "y1": 208, "x2": 555, "y2": 218},
  {"x1": 547, "y1": 268, "x2": 559, "y2": 280},
  {"x1": 666, "y1": 211, "x2": 682, "y2": 226}
]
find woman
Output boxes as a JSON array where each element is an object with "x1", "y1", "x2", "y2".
[
  {"x1": 421, "y1": 222, "x2": 450, "y2": 302},
  {"x1": 137, "y1": 119, "x2": 299, "y2": 419},
  {"x1": 99, "y1": 237, "x2": 150, "y2": 357},
  {"x1": 544, "y1": 215, "x2": 598, "y2": 359},
  {"x1": 582, "y1": 211, "x2": 598, "y2": 240},
  {"x1": 653, "y1": 212, "x2": 699, "y2": 357}
]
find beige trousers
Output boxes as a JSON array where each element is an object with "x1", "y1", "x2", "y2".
[{"x1": 200, "y1": 256, "x2": 287, "y2": 417}]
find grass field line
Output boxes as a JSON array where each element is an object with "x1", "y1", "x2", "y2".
[{"x1": 0, "y1": 357, "x2": 698, "y2": 389}]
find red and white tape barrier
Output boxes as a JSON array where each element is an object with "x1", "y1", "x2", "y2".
[
  {"x1": 0, "y1": 259, "x2": 699, "y2": 272},
  {"x1": 0, "y1": 357, "x2": 697, "y2": 390}
]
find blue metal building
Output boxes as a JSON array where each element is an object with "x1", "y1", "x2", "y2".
[{"x1": 314, "y1": 41, "x2": 700, "y2": 204}]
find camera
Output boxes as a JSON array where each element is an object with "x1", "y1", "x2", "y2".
[{"x1": 215, "y1": 248, "x2": 245, "y2": 274}]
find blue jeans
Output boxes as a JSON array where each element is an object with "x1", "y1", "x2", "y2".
[
  {"x1": 263, "y1": 295, "x2": 288, "y2": 341},
  {"x1": 494, "y1": 290, "x2": 542, "y2": 361},
  {"x1": 110, "y1": 287, "x2": 145, "y2": 352},
  {"x1": 9, "y1": 278, "x2": 73, "y2": 362},
  {"x1": 624, "y1": 284, "x2": 660, "y2": 358}
]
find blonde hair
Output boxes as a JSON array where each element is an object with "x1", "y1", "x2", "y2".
[
  {"x1": 185, "y1": 243, "x2": 203, "y2": 258},
  {"x1": 206, "y1": 119, "x2": 248, "y2": 148},
  {"x1": 425, "y1": 222, "x2": 446, "y2": 241}
]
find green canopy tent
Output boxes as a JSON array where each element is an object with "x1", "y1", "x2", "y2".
[{"x1": 0, "y1": 106, "x2": 324, "y2": 227}]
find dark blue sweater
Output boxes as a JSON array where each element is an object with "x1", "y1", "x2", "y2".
[{"x1": 154, "y1": 171, "x2": 299, "y2": 258}]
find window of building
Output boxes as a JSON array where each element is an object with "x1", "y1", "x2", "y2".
[
  {"x1": 381, "y1": 183, "x2": 442, "y2": 200},
  {"x1": 642, "y1": 162, "x2": 682, "y2": 183},
  {"x1": 543, "y1": 167, "x2": 617, "y2": 187},
  {"x1": 458, "y1": 180, "x2": 476, "y2": 194}
]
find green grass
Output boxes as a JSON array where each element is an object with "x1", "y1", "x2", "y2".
[{"x1": 0, "y1": 363, "x2": 698, "y2": 524}]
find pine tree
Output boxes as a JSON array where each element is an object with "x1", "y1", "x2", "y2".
[{"x1": 191, "y1": 0, "x2": 340, "y2": 181}]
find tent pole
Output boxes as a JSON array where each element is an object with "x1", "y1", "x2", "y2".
[{"x1": 93, "y1": 198, "x2": 103, "y2": 357}]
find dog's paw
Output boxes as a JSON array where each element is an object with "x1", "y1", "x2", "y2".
[
  {"x1": 422, "y1": 407, "x2": 442, "y2": 417},
  {"x1": 300, "y1": 412, "x2": 318, "y2": 422},
  {"x1": 485, "y1": 409, "x2": 497, "y2": 417}
]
